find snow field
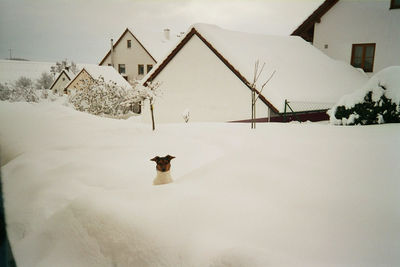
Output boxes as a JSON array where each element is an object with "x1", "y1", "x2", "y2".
[{"x1": 1, "y1": 101, "x2": 400, "y2": 266}]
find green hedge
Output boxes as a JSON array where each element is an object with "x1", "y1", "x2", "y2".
[{"x1": 334, "y1": 86, "x2": 400, "y2": 125}]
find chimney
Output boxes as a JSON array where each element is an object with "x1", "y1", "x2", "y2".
[
  {"x1": 110, "y1": 38, "x2": 115, "y2": 67},
  {"x1": 163, "y1": 29, "x2": 170, "y2": 40}
]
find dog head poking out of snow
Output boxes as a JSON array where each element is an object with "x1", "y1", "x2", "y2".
[{"x1": 151, "y1": 155, "x2": 175, "y2": 185}]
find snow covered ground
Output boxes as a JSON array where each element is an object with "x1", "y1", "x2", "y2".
[{"x1": 1, "y1": 101, "x2": 399, "y2": 267}]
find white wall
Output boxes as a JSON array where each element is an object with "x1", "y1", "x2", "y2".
[
  {"x1": 51, "y1": 72, "x2": 70, "y2": 95},
  {"x1": 313, "y1": 0, "x2": 400, "y2": 74},
  {"x1": 145, "y1": 34, "x2": 270, "y2": 123},
  {"x1": 100, "y1": 31, "x2": 156, "y2": 82}
]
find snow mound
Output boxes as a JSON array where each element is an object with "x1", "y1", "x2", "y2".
[
  {"x1": 328, "y1": 66, "x2": 400, "y2": 125},
  {"x1": 1, "y1": 101, "x2": 400, "y2": 266}
]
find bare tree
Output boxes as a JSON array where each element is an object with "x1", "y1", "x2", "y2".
[
  {"x1": 50, "y1": 59, "x2": 79, "y2": 77},
  {"x1": 123, "y1": 80, "x2": 162, "y2": 131},
  {"x1": 250, "y1": 60, "x2": 276, "y2": 129},
  {"x1": 142, "y1": 81, "x2": 161, "y2": 131}
]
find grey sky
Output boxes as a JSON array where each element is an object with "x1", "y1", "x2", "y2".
[{"x1": 0, "y1": 0, "x2": 322, "y2": 64}]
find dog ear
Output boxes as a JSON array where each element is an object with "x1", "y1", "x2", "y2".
[
  {"x1": 165, "y1": 155, "x2": 175, "y2": 161},
  {"x1": 150, "y1": 156, "x2": 160, "y2": 162}
]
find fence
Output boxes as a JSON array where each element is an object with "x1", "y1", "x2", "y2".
[{"x1": 282, "y1": 99, "x2": 334, "y2": 122}]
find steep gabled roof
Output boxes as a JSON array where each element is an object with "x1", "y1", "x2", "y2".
[
  {"x1": 99, "y1": 28, "x2": 156, "y2": 65},
  {"x1": 145, "y1": 27, "x2": 279, "y2": 113},
  {"x1": 144, "y1": 23, "x2": 367, "y2": 113},
  {"x1": 99, "y1": 28, "x2": 182, "y2": 65},
  {"x1": 291, "y1": 0, "x2": 339, "y2": 41},
  {"x1": 49, "y1": 69, "x2": 73, "y2": 90},
  {"x1": 66, "y1": 65, "x2": 132, "y2": 89}
]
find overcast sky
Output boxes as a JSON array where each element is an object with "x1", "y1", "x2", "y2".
[{"x1": 0, "y1": 0, "x2": 322, "y2": 64}]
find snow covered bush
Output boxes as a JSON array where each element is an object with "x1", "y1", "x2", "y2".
[
  {"x1": 328, "y1": 66, "x2": 400, "y2": 125},
  {"x1": 0, "y1": 83, "x2": 10, "y2": 101},
  {"x1": 0, "y1": 78, "x2": 39, "y2": 103},
  {"x1": 69, "y1": 76, "x2": 139, "y2": 118},
  {"x1": 35, "y1": 72, "x2": 54, "y2": 89},
  {"x1": 15, "y1": 76, "x2": 33, "y2": 89}
]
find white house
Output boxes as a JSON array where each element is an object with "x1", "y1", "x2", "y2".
[
  {"x1": 292, "y1": 0, "x2": 400, "y2": 75},
  {"x1": 99, "y1": 28, "x2": 181, "y2": 82},
  {"x1": 49, "y1": 69, "x2": 73, "y2": 95},
  {"x1": 142, "y1": 23, "x2": 367, "y2": 123}
]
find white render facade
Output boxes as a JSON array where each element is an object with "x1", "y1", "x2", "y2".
[
  {"x1": 313, "y1": 0, "x2": 400, "y2": 75},
  {"x1": 143, "y1": 35, "x2": 272, "y2": 123},
  {"x1": 100, "y1": 30, "x2": 156, "y2": 83},
  {"x1": 50, "y1": 70, "x2": 72, "y2": 95}
]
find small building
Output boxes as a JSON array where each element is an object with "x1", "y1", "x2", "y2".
[
  {"x1": 65, "y1": 65, "x2": 132, "y2": 93},
  {"x1": 142, "y1": 24, "x2": 368, "y2": 123},
  {"x1": 99, "y1": 28, "x2": 181, "y2": 82},
  {"x1": 49, "y1": 69, "x2": 73, "y2": 95},
  {"x1": 292, "y1": 0, "x2": 400, "y2": 75}
]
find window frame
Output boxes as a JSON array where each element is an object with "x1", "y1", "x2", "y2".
[
  {"x1": 147, "y1": 64, "x2": 153, "y2": 73},
  {"x1": 118, "y1": 64, "x2": 126, "y2": 74},
  {"x1": 350, "y1": 43, "x2": 376, "y2": 73},
  {"x1": 390, "y1": 0, "x2": 400, "y2": 9},
  {"x1": 127, "y1": 40, "x2": 132, "y2": 48},
  {"x1": 138, "y1": 64, "x2": 144, "y2": 75}
]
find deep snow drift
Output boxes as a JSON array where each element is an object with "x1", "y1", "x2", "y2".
[{"x1": 1, "y1": 101, "x2": 399, "y2": 267}]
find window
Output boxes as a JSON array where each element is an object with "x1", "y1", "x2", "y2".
[
  {"x1": 138, "y1": 64, "x2": 144, "y2": 75},
  {"x1": 108, "y1": 63, "x2": 112, "y2": 66},
  {"x1": 127, "y1": 40, "x2": 132, "y2": 48},
  {"x1": 62, "y1": 77, "x2": 65, "y2": 81},
  {"x1": 118, "y1": 64, "x2": 126, "y2": 74},
  {"x1": 350, "y1": 43, "x2": 376, "y2": 72},
  {"x1": 147, "y1": 64, "x2": 153, "y2": 73},
  {"x1": 390, "y1": 0, "x2": 400, "y2": 9}
]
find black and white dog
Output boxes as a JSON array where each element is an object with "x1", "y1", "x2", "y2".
[{"x1": 150, "y1": 155, "x2": 175, "y2": 185}]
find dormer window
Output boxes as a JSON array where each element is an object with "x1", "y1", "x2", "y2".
[
  {"x1": 127, "y1": 40, "x2": 132, "y2": 48},
  {"x1": 390, "y1": 0, "x2": 400, "y2": 9}
]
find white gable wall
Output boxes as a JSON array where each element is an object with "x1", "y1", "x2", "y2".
[
  {"x1": 100, "y1": 31, "x2": 156, "y2": 82},
  {"x1": 51, "y1": 72, "x2": 71, "y2": 95},
  {"x1": 147, "y1": 34, "x2": 271, "y2": 123},
  {"x1": 313, "y1": 0, "x2": 400, "y2": 75}
]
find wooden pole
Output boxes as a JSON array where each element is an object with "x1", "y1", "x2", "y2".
[{"x1": 150, "y1": 103, "x2": 155, "y2": 131}]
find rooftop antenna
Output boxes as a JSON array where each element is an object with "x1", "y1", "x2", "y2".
[{"x1": 8, "y1": 48, "x2": 12, "y2": 60}]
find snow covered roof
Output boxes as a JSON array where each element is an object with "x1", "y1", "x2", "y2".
[
  {"x1": 144, "y1": 23, "x2": 368, "y2": 113},
  {"x1": 292, "y1": 0, "x2": 338, "y2": 40},
  {"x1": 0, "y1": 59, "x2": 54, "y2": 84},
  {"x1": 67, "y1": 65, "x2": 132, "y2": 89},
  {"x1": 127, "y1": 27, "x2": 183, "y2": 62},
  {"x1": 99, "y1": 27, "x2": 183, "y2": 65}
]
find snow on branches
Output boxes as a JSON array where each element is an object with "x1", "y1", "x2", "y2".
[
  {"x1": 123, "y1": 80, "x2": 162, "y2": 130},
  {"x1": 50, "y1": 59, "x2": 79, "y2": 76},
  {"x1": 0, "y1": 77, "x2": 39, "y2": 102},
  {"x1": 69, "y1": 76, "x2": 139, "y2": 118}
]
